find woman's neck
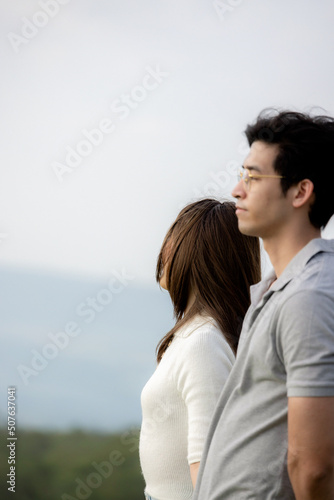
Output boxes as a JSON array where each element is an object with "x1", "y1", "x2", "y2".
[{"x1": 184, "y1": 289, "x2": 196, "y2": 315}]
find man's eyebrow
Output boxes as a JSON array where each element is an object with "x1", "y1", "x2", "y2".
[{"x1": 242, "y1": 165, "x2": 262, "y2": 173}]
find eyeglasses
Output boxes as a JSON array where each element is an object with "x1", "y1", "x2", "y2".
[{"x1": 237, "y1": 168, "x2": 285, "y2": 190}]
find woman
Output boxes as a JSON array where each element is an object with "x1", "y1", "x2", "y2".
[{"x1": 139, "y1": 199, "x2": 261, "y2": 500}]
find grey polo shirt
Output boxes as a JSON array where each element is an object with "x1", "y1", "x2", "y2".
[{"x1": 193, "y1": 238, "x2": 334, "y2": 500}]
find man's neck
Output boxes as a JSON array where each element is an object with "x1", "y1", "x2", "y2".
[{"x1": 263, "y1": 225, "x2": 321, "y2": 278}]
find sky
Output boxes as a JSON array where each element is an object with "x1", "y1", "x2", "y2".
[
  {"x1": 1, "y1": 0, "x2": 334, "y2": 287},
  {"x1": 1, "y1": 0, "x2": 334, "y2": 436}
]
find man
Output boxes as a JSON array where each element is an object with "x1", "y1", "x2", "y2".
[{"x1": 193, "y1": 109, "x2": 334, "y2": 499}]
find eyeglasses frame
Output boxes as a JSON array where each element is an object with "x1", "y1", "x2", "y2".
[{"x1": 237, "y1": 167, "x2": 285, "y2": 189}]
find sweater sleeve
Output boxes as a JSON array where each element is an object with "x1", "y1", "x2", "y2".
[{"x1": 174, "y1": 327, "x2": 235, "y2": 464}]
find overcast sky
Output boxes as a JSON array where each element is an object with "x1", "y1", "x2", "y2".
[{"x1": 2, "y1": 0, "x2": 334, "y2": 286}]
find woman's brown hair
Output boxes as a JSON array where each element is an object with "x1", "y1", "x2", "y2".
[{"x1": 156, "y1": 198, "x2": 261, "y2": 362}]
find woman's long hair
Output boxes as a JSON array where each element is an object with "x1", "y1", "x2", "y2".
[{"x1": 156, "y1": 198, "x2": 261, "y2": 362}]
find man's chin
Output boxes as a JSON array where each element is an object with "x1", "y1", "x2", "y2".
[{"x1": 237, "y1": 222, "x2": 258, "y2": 237}]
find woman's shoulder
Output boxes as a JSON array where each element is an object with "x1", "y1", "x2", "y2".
[
  {"x1": 174, "y1": 314, "x2": 234, "y2": 359},
  {"x1": 170, "y1": 315, "x2": 235, "y2": 385},
  {"x1": 175, "y1": 313, "x2": 220, "y2": 339}
]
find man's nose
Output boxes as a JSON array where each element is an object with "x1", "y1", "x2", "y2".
[{"x1": 231, "y1": 179, "x2": 245, "y2": 199}]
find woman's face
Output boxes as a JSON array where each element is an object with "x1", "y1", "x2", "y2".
[{"x1": 159, "y1": 267, "x2": 168, "y2": 290}]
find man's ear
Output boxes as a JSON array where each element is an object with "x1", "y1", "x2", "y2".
[{"x1": 292, "y1": 179, "x2": 315, "y2": 208}]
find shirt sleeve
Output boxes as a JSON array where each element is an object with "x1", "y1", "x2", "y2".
[
  {"x1": 277, "y1": 289, "x2": 334, "y2": 397},
  {"x1": 174, "y1": 327, "x2": 235, "y2": 464}
]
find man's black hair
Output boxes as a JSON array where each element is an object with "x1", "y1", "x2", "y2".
[{"x1": 245, "y1": 108, "x2": 334, "y2": 229}]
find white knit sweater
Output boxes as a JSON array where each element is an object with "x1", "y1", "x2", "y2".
[{"x1": 139, "y1": 314, "x2": 235, "y2": 500}]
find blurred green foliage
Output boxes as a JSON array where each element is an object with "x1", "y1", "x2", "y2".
[{"x1": 0, "y1": 427, "x2": 145, "y2": 500}]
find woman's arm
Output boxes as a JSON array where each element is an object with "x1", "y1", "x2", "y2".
[
  {"x1": 190, "y1": 462, "x2": 200, "y2": 487},
  {"x1": 178, "y1": 328, "x2": 234, "y2": 488}
]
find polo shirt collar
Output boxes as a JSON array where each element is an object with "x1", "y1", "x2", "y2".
[
  {"x1": 270, "y1": 237, "x2": 334, "y2": 292},
  {"x1": 250, "y1": 238, "x2": 334, "y2": 306}
]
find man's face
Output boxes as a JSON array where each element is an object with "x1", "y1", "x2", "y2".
[{"x1": 232, "y1": 141, "x2": 293, "y2": 239}]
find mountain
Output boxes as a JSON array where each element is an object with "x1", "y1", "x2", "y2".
[{"x1": 0, "y1": 266, "x2": 174, "y2": 432}]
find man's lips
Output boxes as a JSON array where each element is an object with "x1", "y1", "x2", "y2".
[{"x1": 235, "y1": 206, "x2": 247, "y2": 214}]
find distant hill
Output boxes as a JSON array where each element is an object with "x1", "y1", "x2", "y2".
[
  {"x1": 0, "y1": 266, "x2": 174, "y2": 432},
  {"x1": 0, "y1": 427, "x2": 145, "y2": 499}
]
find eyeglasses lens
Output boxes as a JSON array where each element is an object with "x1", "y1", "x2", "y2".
[{"x1": 238, "y1": 170, "x2": 249, "y2": 189}]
